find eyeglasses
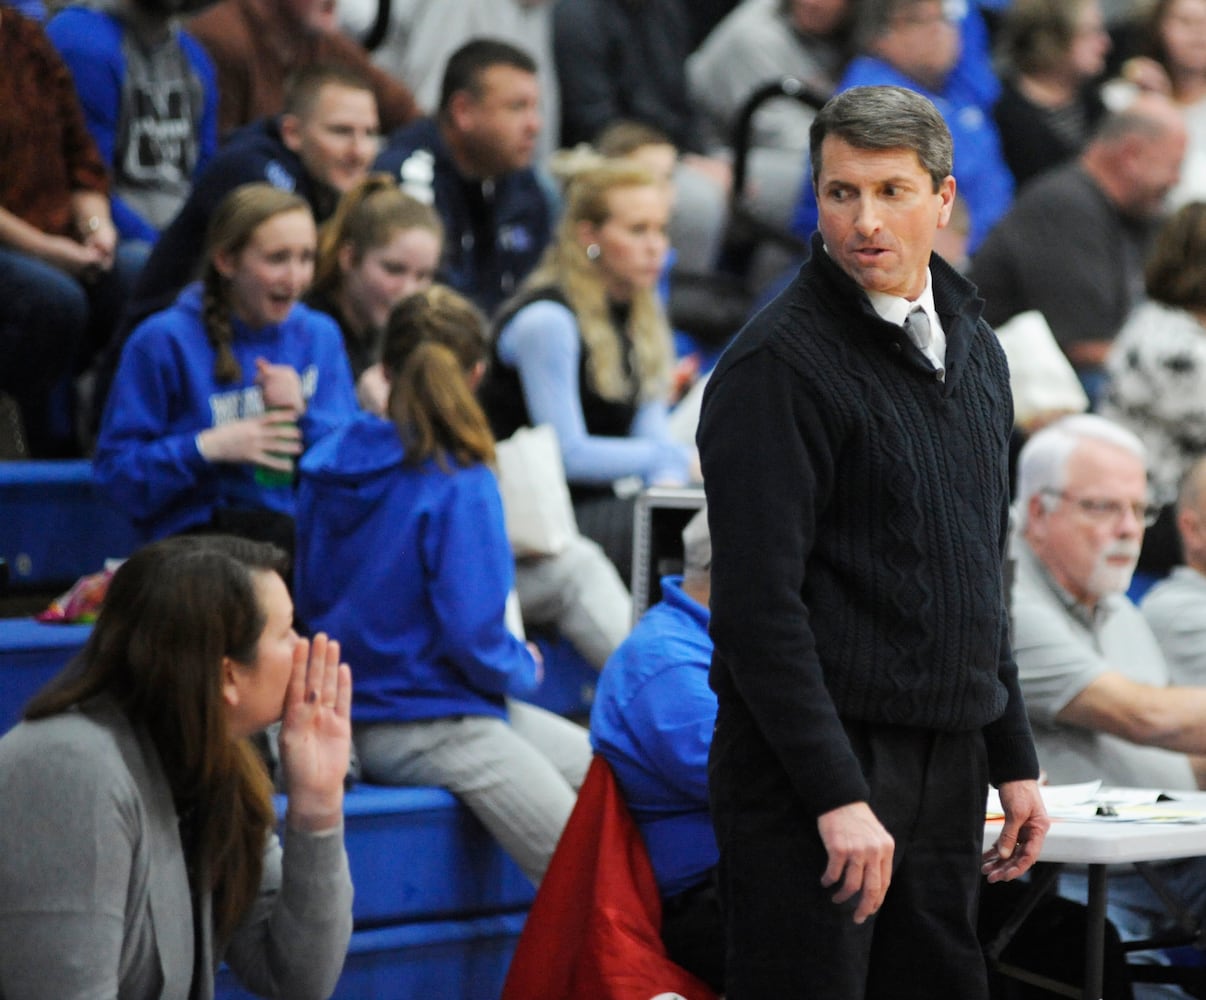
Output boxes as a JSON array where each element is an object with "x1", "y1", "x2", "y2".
[{"x1": 1041, "y1": 489, "x2": 1160, "y2": 527}]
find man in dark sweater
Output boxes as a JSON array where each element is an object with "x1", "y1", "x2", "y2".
[{"x1": 697, "y1": 85, "x2": 1048, "y2": 998}]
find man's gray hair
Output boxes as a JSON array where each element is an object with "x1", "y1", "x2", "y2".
[
  {"x1": 681, "y1": 506, "x2": 711, "y2": 578},
  {"x1": 1015, "y1": 414, "x2": 1147, "y2": 528},
  {"x1": 810, "y1": 85, "x2": 953, "y2": 192}
]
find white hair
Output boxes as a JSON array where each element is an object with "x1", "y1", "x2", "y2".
[{"x1": 1015, "y1": 414, "x2": 1147, "y2": 528}]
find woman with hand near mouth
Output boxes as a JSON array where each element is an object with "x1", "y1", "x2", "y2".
[
  {"x1": 0, "y1": 533, "x2": 354, "y2": 999},
  {"x1": 94, "y1": 182, "x2": 359, "y2": 559}
]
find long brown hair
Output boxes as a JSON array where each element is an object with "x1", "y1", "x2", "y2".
[
  {"x1": 26, "y1": 535, "x2": 286, "y2": 945},
  {"x1": 311, "y1": 173, "x2": 443, "y2": 300},
  {"x1": 382, "y1": 285, "x2": 495, "y2": 469},
  {"x1": 203, "y1": 183, "x2": 313, "y2": 384}
]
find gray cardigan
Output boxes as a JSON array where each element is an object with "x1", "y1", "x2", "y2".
[{"x1": 0, "y1": 697, "x2": 353, "y2": 999}]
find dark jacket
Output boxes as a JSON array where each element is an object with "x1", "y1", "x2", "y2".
[
  {"x1": 698, "y1": 232, "x2": 1039, "y2": 817},
  {"x1": 375, "y1": 117, "x2": 551, "y2": 316}
]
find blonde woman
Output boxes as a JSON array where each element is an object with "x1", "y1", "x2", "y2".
[{"x1": 480, "y1": 159, "x2": 693, "y2": 581}]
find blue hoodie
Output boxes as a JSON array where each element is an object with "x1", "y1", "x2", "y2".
[
  {"x1": 295, "y1": 414, "x2": 540, "y2": 724},
  {"x1": 94, "y1": 284, "x2": 359, "y2": 540},
  {"x1": 590, "y1": 576, "x2": 717, "y2": 898}
]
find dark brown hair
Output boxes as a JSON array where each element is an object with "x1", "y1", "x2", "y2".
[
  {"x1": 1145, "y1": 200, "x2": 1206, "y2": 309},
  {"x1": 26, "y1": 534, "x2": 288, "y2": 945}
]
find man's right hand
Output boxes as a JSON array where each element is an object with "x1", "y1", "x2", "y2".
[{"x1": 817, "y1": 801, "x2": 894, "y2": 924}]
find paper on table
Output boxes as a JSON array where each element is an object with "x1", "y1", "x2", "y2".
[
  {"x1": 986, "y1": 781, "x2": 1102, "y2": 819},
  {"x1": 986, "y1": 782, "x2": 1206, "y2": 823}
]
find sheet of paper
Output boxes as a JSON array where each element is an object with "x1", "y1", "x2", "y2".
[{"x1": 987, "y1": 782, "x2": 1206, "y2": 823}]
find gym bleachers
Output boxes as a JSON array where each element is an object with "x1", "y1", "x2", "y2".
[
  {"x1": 0, "y1": 459, "x2": 141, "y2": 591},
  {"x1": 0, "y1": 617, "x2": 538, "y2": 999},
  {"x1": 0, "y1": 460, "x2": 618, "y2": 1000}
]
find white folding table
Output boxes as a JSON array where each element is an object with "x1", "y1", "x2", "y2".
[{"x1": 983, "y1": 816, "x2": 1206, "y2": 998}]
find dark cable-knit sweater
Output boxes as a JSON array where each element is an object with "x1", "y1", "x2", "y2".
[{"x1": 698, "y1": 232, "x2": 1039, "y2": 819}]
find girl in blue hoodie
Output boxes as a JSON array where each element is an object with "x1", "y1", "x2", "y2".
[
  {"x1": 94, "y1": 183, "x2": 359, "y2": 552},
  {"x1": 294, "y1": 285, "x2": 591, "y2": 885}
]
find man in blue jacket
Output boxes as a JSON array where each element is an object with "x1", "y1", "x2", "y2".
[
  {"x1": 589, "y1": 505, "x2": 720, "y2": 993},
  {"x1": 375, "y1": 38, "x2": 550, "y2": 315}
]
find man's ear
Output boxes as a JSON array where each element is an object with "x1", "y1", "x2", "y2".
[
  {"x1": 1025, "y1": 492, "x2": 1049, "y2": 538},
  {"x1": 935, "y1": 175, "x2": 957, "y2": 228},
  {"x1": 446, "y1": 90, "x2": 475, "y2": 134},
  {"x1": 280, "y1": 112, "x2": 303, "y2": 153}
]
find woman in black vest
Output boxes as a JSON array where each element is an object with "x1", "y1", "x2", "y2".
[{"x1": 480, "y1": 159, "x2": 694, "y2": 582}]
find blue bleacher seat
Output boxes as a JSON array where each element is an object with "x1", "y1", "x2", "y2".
[
  {"x1": 525, "y1": 631, "x2": 597, "y2": 718},
  {"x1": 215, "y1": 912, "x2": 528, "y2": 1000},
  {"x1": 0, "y1": 460, "x2": 139, "y2": 589},
  {"x1": 339, "y1": 785, "x2": 533, "y2": 927},
  {"x1": 0, "y1": 620, "x2": 533, "y2": 999},
  {"x1": 0, "y1": 618, "x2": 90, "y2": 732}
]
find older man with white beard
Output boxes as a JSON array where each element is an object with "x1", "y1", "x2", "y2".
[{"x1": 1013, "y1": 413, "x2": 1206, "y2": 971}]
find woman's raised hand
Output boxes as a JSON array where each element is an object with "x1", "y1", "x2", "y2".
[{"x1": 279, "y1": 633, "x2": 352, "y2": 833}]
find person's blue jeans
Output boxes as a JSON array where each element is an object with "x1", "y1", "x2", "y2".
[{"x1": 0, "y1": 240, "x2": 146, "y2": 454}]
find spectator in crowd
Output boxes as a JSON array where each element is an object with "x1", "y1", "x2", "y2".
[
  {"x1": 94, "y1": 64, "x2": 380, "y2": 423},
  {"x1": 1100, "y1": 200, "x2": 1206, "y2": 574},
  {"x1": 94, "y1": 184, "x2": 359, "y2": 555},
  {"x1": 339, "y1": 0, "x2": 562, "y2": 162},
  {"x1": 589, "y1": 505, "x2": 721, "y2": 992},
  {"x1": 308, "y1": 174, "x2": 443, "y2": 412},
  {"x1": 970, "y1": 93, "x2": 1187, "y2": 400},
  {"x1": 1142, "y1": 456, "x2": 1206, "y2": 684},
  {"x1": 992, "y1": 0, "x2": 1111, "y2": 188},
  {"x1": 699, "y1": 85, "x2": 1046, "y2": 998},
  {"x1": 294, "y1": 285, "x2": 591, "y2": 886},
  {"x1": 308, "y1": 175, "x2": 633, "y2": 667},
  {"x1": 1012, "y1": 414, "x2": 1206, "y2": 953},
  {"x1": 185, "y1": 0, "x2": 418, "y2": 140},
  {"x1": 479, "y1": 160, "x2": 694, "y2": 584},
  {"x1": 789, "y1": 0, "x2": 1015, "y2": 251},
  {"x1": 0, "y1": 534, "x2": 353, "y2": 1000},
  {"x1": 1118, "y1": 0, "x2": 1206, "y2": 206},
  {"x1": 48, "y1": 0, "x2": 219, "y2": 248},
  {"x1": 375, "y1": 38, "x2": 549, "y2": 316},
  {"x1": 0, "y1": 4, "x2": 145, "y2": 456},
  {"x1": 688, "y1": 0, "x2": 853, "y2": 229},
  {"x1": 553, "y1": 0, "x2": 733, "y2": 273},
  {"x1": 586, "y1": 121, "x2": 728, "y2": 375}
]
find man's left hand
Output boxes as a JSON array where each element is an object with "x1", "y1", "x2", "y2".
[{"x1": 982, "y1": 779, "x2": 1049, "y2": 882}]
